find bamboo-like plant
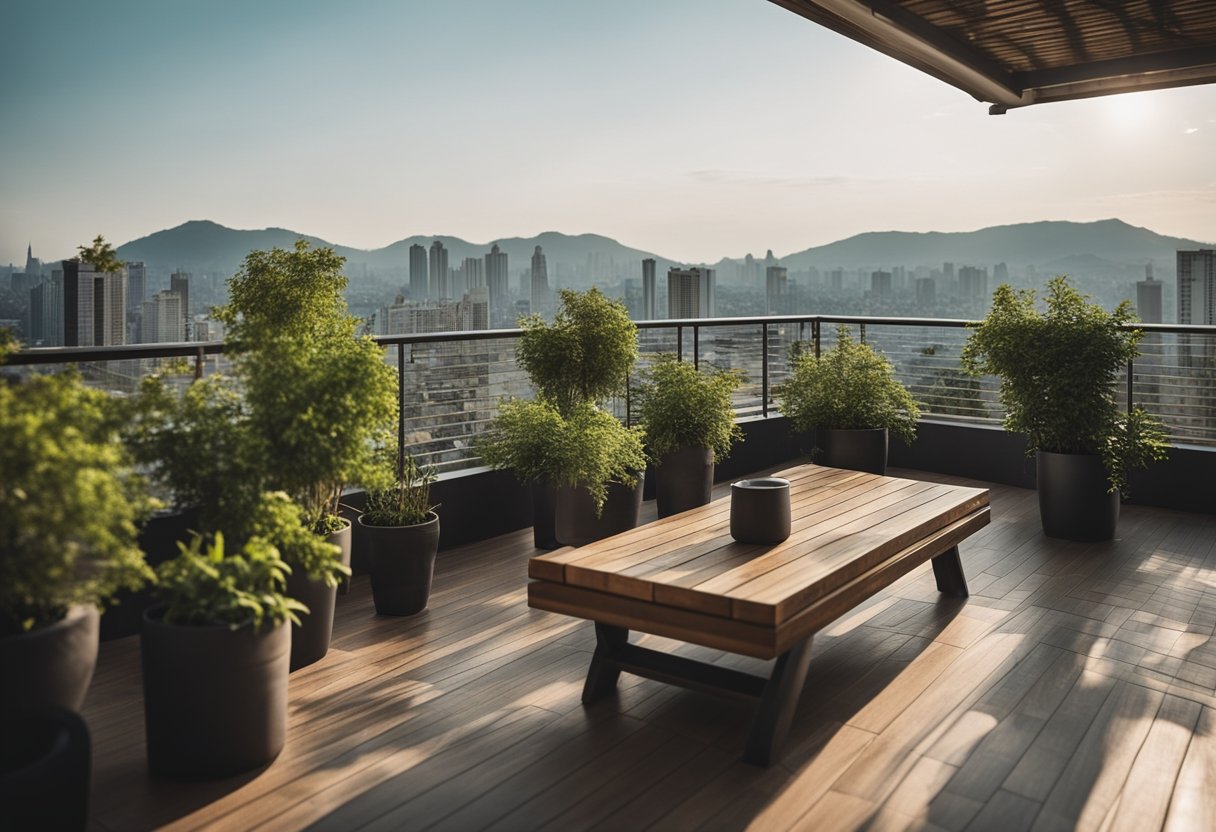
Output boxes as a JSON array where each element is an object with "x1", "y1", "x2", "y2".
[{"x1": 361, "y1": 453, "x2": 438, "y2": 527}]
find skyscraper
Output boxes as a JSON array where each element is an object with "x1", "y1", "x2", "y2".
[
  {"x1": 667, "y1": 267, "x2": 715, "y2": 319},
  {"x1": 1137, "y1": 264, "x2": 1163, "y2": 324},
  {"x1": 766, "y1": 266, "x2": 788, "y2": 314},
  {"x1": 530, "y1": 246, "x2": 550, "y2": 316},
  {"x1": 62, "y1": 259, "x2": 126, "y2": 347},
  {"x1": 28, "y1": 272, "x2": 64, "y2": 346},
  {"x1": 484, "y1": 244, "x2": 509, "y2": 327},
  {"x1": 170, "y1": 270, "x2": 191, "y2": 338},
  {"x1": 1177, "y1": 250, "x2": 1215, "y2": 325},
  {"x1": 958, "y1": 266, "x2": 988, "y2": 300},
  {"x1": 463, "y1": 257, "x2": 484, "y2": 289},
  {"x1": 429, "y1": 240, "x2": 449, "y2": 300},
  {"x1": 870, "y1": 270, "x2": 893, "y2": 298},
  {"x1": 126, "y1": 261, "x2": 146, "y2": 314},
  {"x1": 409, "y1": 244, "x2": 428, "y2": 300},
  {"x1": 140, "y1": 291, "x2": 184, "y2": 343},
  {"x1": 642, "y1": 258, "x2": 656, "y2": 320}
]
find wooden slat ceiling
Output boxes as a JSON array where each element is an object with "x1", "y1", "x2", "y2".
[{"x1": 768, "y1": 0, "x2": 1216, "y2": 112}]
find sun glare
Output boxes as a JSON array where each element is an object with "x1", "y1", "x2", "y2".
[{"x1": 1100, "y1": 90, "x2": 1156, "y2": 128}]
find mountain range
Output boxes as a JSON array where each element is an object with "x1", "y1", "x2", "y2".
[{"x1": 110, "y1": 218, "x2": 1211, "y2": 281}]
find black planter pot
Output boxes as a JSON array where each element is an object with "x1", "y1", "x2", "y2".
[
  {"x1": 1037, "y1": 450, "x2": 1120, "y2": 541},
  {"x1": 329, "y1": 521, "x2": 353, "y2": 595},
  {"x1": 0, "y1": 706, "x2": 90, "y2": 831},
  {"x1": 361, "y1": 512, "x2": 440, "y2": 616},
  {"x1": 286, "y1": 570, "x2": 338, "y2": 672},
  {"x1": 656, "y1": 446, "x2": 714, "y2": 519},
  {"x1": 532, "y1": 481, "x2": 560, "y2": 550},
  {"x1": 141, "y1": 606, "x2": 289, "y2": 780},
  {"x1": 730, "y1": 477, "x2": 792, "y2": 545},
  {"x1": 555, "y1": 475, "x2": 645, "y2": 547},
  {"x1": 0, "y1": 605, "x2": 99, "y2": 714},
  {"x1": 818, "y1": 428, "x2": 889, "y2": 475}
]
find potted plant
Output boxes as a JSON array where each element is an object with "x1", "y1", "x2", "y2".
[
  {"x1": 359, "y1": 452, "x2": 440, "y2": 616},
  {"x1": 214, "y1": 241, "x2": 396, "y2": 661},
  {"x1": 776, "y1": 326, "x2": 920, "y2": 474},
  {"x1": 141, "y1": 519, "x2": 305, "y2": 780},
  {"x1": 489, "y1": 288, "x2": 643, "y2": 544},
  {"x1": 125, "y1": 374, "x2": 348, "y2": 671},
  {"x1": 1, "y1": 328, "x2": 155, "y2": 713},
  {"x1": 475, "y1": 398, "x2": 565, "y2": 549},
  {"x1": 550, "y1": 402, "x2": 648, "y2": 547},
  {"x1": 962, "y1": 277, "x2": 1168, "y2": 540},
  {"x1": 634, "y1": 355, "x2": 744, "y2": 517}
]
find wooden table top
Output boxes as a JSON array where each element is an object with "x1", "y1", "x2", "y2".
[{"x1": 529, "y1": 464, "x2": 990, "y2": 630}]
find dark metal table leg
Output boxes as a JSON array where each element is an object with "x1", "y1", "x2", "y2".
[
  {"x1": 581, "y1": 623, "x2": 628, "y2": 703},
  {"x1": 932, "y1": 545, "x2": 969, "y2": 597},
  {"x1": 742, "y1": 637, "x2": 814, "y2": 766}
]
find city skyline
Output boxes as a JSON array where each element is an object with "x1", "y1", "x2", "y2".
[{"x1": 3, "y1": 0, "x2": 1214, "y2": 268}]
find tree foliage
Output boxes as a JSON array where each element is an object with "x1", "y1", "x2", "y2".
[
  {"x1": 634, "y1": 355, "x2": 744, "y2": 460},
  {"x1": 0, "y1": 368, "x2": 155, "y2": 633},
  {"x1": 362, "y1": 452, "x2": 438, "y2": 527},
  {"x1": 76, "y1": 234, "x2": 123, "y2": 274},
  {"x1": 777, "y1": 327, "x2": 920, "y2": 444},
  {"x1": 548, "y1": 402, "x2": 647, "y2": 515},
  {"x1": 961, "y1": 276, "x2": 1168, "y2": 492},
  {"x1": 515, "y1": 288, "x2": 638, "y2": 416}
]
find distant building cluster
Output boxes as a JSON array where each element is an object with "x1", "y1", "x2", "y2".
[{"x1": 395, "y1": 240, "x2": 515, "y2": 333}]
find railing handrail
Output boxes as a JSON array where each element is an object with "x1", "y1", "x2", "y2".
[{"x1": 9, "y1": 314, "x2": 1215, "y2": 365}]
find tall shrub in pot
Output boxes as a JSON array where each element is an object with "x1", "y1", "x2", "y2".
[
  {"x1": 962, "y1": 276, "x2": 1168, "y2": 540},
  {"x1": 360, "y1": 453, "x2": 440, "y2": 616},
  {"x1": 0, "y1": 328, "x2": 155, "y2": 713},
  {"x1": 634, "y1": 355, "x2": 744, "y2": 517},
  {"x1": 776, "y1": 326, "x2": 920, "y2": 474}
]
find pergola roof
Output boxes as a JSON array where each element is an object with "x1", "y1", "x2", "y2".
[{"x1": 767, "y1": 0, "x2": 1216, "y2": 113}]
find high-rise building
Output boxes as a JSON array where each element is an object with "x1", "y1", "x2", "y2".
[
  {"x1": 870, "y1": 270, "x2": 892, "y2": 298},
  {"x1": 766, "y1": 266, "x2": 788, "y2": 313},
  {"x1": 62, "y1": 259, "x2": 126, "y2": 347},
  {"x1": 126, "y1": 261, "x2": 146, "y2": 315},
  {"x1": 667, "y1": 267, "x2": 715, "y2": 319},
  {"x1": 915, "y1": 277, "x2": 936, "y2": 305},
  {"x1": 170, "y1": 270, "x2": 191, "y2": 338},
  {"x1": 140, "y1": 291, "x2": 184, "y2": 343},
  {"x1": 828, "y1": 268, "x2": 844, "y2": 291},
  {"x1": 1137, "y1": 264, "x2": 1164, "y2": 324},
  {"x1": 642, "y1": 258, "x2": 656, "y2": 320},
  {"x1": 958, "y1": 266, "x2": 988, "y2": 300},
  {"x1": 28, "y1": 272, "x2": 64, "y2": 346},
  {"x1": 429, "y1": 240, "x2": 449, "y2": 300},
  {"x1": 484, "y1": 244, "x2": 509, "y2": 327},
  {"x1": 530, "y1": 246, "x2": 550, "y2": 316},
  {"x1": 461, "y1": 286, "x2": 490, "y2": 331},
  {"x1": 409, "y1": 244, "x2": 428, "y2": 300},
  {"x1": 463, "y1": 257, "x2": 484, "y2": 289},
  {"x1": 1177, "y1": 250, "x2": 1215, "y2": 325}
]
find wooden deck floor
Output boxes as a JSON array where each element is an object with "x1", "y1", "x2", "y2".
[{"x1": 84, "y1": 468, "x2": 1216, "y2": 831}]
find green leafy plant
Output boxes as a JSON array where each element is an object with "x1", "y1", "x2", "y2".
[
  {"x1": 361, "y1": 453, "x2": 438, "y2": 527},
  {"x1": 76, "y1": 234, "x2": 122, "y2": 274},
  {"x1": 962, "y1": 276, "x2": 1168, "y2": 493},
  {"x1": 515, "y1": 288, "x2": 638, "y2": 416},
  {"x1": 246, "y1": 492, "x2": 348, "y2": 587},
  {"x1": 549, "y1": 402, "x2": 648, "y2": 514},
  {"x1": 154, "y1": 530, "x2": 306, "y2": 632},
  {"x1": 634, "y1": 355, "x2": 744, "y2": 461},
  {"x1": 776, "y1": 326, "x2": 920, "y2": 444},
  {"x1": 214, "y1": 240, "x2": 398, "y2": 533},
  {"x1": 1, "y1": 363, "x2": 155, "y2": 633},
  {"x1": 475, "y1": 397, "x2": 566, "y2": 484}
]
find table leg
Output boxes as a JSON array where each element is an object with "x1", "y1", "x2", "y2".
[
  {"x1": 581, "y1": 622, "x2": 628, "y2": 703},
  {"x1": 742, "y1": 637, "x2": 814, "y2": 766},
  {"x1": 932, "y1": 545, "x2": 969, "y2": 597}
]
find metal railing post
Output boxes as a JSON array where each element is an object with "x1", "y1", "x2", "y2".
[
  {"x1": 1127, "y1": 359, "x2": 1134, "y2": 412},
  {"x1": 860, "y1": 322, "x2": 866, "y2": 344},
  {"x1": 194, "y1": 346, "x2": 204, "y2": 380},
  {"x1": 625, "y1": 372, "x2": 631, "y2": 427},
  {"x1": 762, "y1": 323, "x2": 769, "y2": 417},
  {"x1": 677, "y1": 326, "x2": 683, "y2": 361},
  {"x1": 694, "y1": 325, "x2": 700, "y2": 369},
  {"x1": 397, "y1": 342, "x2": 406, "y2": 480},
  {"x1": 813, "y1": 319, "x2": 821, "y2": 358}
]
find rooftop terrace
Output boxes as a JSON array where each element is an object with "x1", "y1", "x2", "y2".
[{"x1": 84, "y1": 467, "x2": 1216, "y2": 831}]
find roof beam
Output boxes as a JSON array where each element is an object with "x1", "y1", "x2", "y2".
[{"x1": 1017, "y1": 45, "x2": 1216, "y2": 89}]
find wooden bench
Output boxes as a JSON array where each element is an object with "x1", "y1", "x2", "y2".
[{"x1": 528, "y1": 464, "x2": 990, "y2": 765}]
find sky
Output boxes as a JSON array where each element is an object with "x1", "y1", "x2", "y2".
[{"x1": 2, "y1": 0, "x2": 1215, "y2": 266}]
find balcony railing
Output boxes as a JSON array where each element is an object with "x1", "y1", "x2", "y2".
[{"x1": 9, "y1": 315, "x2": 1216, "y2": 474}]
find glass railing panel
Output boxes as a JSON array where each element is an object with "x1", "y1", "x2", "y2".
[{"x1": 1131, "y1": 331, "x2": 1216, "y2": 447}]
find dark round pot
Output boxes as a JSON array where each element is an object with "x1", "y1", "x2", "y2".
[
  {"x1": 286, "y1": 569, "x2": 338, "y2": 672},
  {"x1": 0, "y1": 706, "x2": 90, "y2": 831},
  {"x1": 141, "y1": 606, "x2": 289, "y2": 780},
  {"x1": 555, "y1": 475, "x2": 645, "y2": 548},
  {"x1": 730, "y1": 478, "x2": 792, "y2": 545},
  {"x1": 1037, "y1": 450, "x2": 1120, "y2": 541},
  {"x1": 656, "y1": 446, "x2": 715, "y2": 519},
  {"x1": 818, "y1": 428, "x2": 889, "y2": 475},
  {"x1": 532, "y1": 480, "x2": 560, "y2": 550},
  {"x1": 361, "y1": 512, "x2": 440, "y2": 616},
  {"x1": 329, "y1": 521, "x2": 353, "y2": 595},
  {"x1": 0, "y1": 605, "x2": 99, "y2": 714}
]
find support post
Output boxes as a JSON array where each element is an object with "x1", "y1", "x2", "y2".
[
  {"x1": 743, "y1": 637, "x2": 814, "y2": 766},
  {"x1": 931, "y1": 545, "x2": 969, "y2": 597},
  {"x1": 581, "y1": 623, "x2": 629, "y2": 703}
]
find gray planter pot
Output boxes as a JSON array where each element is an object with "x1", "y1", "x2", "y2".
[
  {"x1": 286, "y1": 570, "x2": 337, "y2": 672},
  {"x1": 329, "y1": 521, "x2": 353, "y2": 595},
  {"x1": 361, "y1": 512, "x2": 440, "y2": 616},
  {"x1": 141, "y1": 606, "x2": 289, "y2": 780},
  {"x1": 555, "y1": 476, "x2": 645, "y2": 547},
  {"x1": 0, "y1": 605, "x2": 99, "y2": 714},
  {"x1": 1037, "y1": 450, "x2": 1119, "y2": 541},
  {"x1": 656, "y1": 446, "x2": 714, "y2": 518},
  {"x1": 0, "y1": 706, "x2": 90, "y2": 831},
  {"x1": 818, "y1": 427, "x2": 889, "y2": 475}
]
